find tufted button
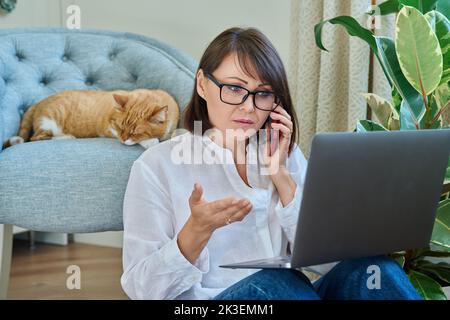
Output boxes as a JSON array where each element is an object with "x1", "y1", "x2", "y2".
[
  {"x1": 62, "y1": 54, "x2": 69, "y2": 62},
  {"x1": 40, "y1": 76, "x2": 50, "y2": 86},
  {"x1": 15, "y1": 52, "x2": 25, "y2": 61},
  {"x1": 85, "y1": 77, "x2": 94, "y2": 86},
  {"x1": 130, "y1": 73, "x2": 138, "y2": 82},
  {"x1": 109, "y1": 52, "x2": 116, "y2": 60}
]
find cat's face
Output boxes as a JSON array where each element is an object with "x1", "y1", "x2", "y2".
[{"x1": 112, "y1": 93, "x2": 167, "y2": 145}]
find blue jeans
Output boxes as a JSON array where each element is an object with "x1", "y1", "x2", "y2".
[{"x1": 212, "y1": 255, "x2": 422, "y2": 300}]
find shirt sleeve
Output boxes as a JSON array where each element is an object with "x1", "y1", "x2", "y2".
[
  {"x1": 273, "y1": 144, "x2": 308, "y2": 245},
  {"x1": 121, "y1": 159, "x2": 210, "y2": 300}
]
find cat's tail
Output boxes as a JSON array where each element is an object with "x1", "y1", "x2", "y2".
[{"x1": 2, "y1": 103, "x2": 37, "y2": 149}]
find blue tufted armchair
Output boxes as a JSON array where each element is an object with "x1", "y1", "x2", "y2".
[{"x1": 0, "y1": 28, "x2": 197, "y2": 298}]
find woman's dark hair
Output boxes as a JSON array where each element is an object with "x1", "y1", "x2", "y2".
[{"x1": 183, "y1": 27, "x2": 298, "y2": 155}]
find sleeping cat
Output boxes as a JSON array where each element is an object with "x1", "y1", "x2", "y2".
[{"x1": 2, "y1": 88, "x2": 179, "y2": 149}]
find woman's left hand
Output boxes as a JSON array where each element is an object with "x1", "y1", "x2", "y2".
[{"x1": 263, "y1": 105, "x2": 293, "y2": 178}]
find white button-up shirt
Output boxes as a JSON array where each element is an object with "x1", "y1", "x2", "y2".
[{"x1": 121, "y1": 131, "x2": 316, "y2": 300}]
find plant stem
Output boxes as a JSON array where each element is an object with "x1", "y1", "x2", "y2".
[
  {"x1": 423, "y1": 94, "x2": 428, "y2": 111},
  {"x1": 429, "y1": 100, "x2": 450, "y2": 128},
  {"x1": 416, "y1": 94, "x2": 429, "y2": 130},
  {"x1": 404, "y1": 249, "x2": 413, "y2": 271},
  {"x1": 424, "y1": 95, "x2": 433, "y2": 129}
]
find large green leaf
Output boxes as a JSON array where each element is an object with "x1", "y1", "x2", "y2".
[
  {"x1": 425, "y1": 11, "x2": 450, "y2": 85},
  {"x1": 372, "y1": 0, "x2": 449, "y2": 18},
  {"x1": 356, "y1": 120, "x2": 388, "y2": 132},
  {"x1": 396, "y1": 6, "x2": 443, "y2": 96},
  {"x1": 400, "y1": 98, "x2": 420, "y2": 129},
  {"x1": 313, "y1": 15, "x2": 427, "y2": 125},
  {"x1": 376, "y1": 37, "x2": 425, "y2": 126},
  {"x1": 408, "y1": 270, "x2": 447, "y2": 299},
  {"x1": 390, "y1": 252, "x2": 406, "y2": 267},
  {"x1": 368, "y1": 0, "x2": 401, "y2": 15},
  {"x1": 431, "y1": 198, "x2": 450, "y2": 249},
  {"x1": 421, "y1": 269, "x2": 450, "y2": 285},
  {"x1": 416, "y1": 249, "x2": 450, "y2": 257},
  {"x1": 416, "y1": 260, "x2": 450, "y2": 285},
  {"x1": 392, "y1": 86, "x2": 403, "y2": 115},
  {"x1": 430, "y1": 242, "x2": 450, "y2": 252},
  {"x1": 434, "y1": 82, "x2": 450, "y2": 113},
  {"x1": 314, "y1": 16, "x2": 377, "y2": 52},
  {"x1": 314, "y1": 17, "x2": 408, "y2": 93},
  {"x1": 399, "y1": 0, "x2": 438, "y2": 13},
  {"x1": 436, "y1": 0, "x2": 450, "y2": 19},
  {"x1": 416, "y1": 260, "x2": 450, "y2": 269},
  {"x1": 314, "y1": 17, "x2": 395, "y2": 89},
  {"x1": 388, "y1": 115, "x2": 401, "y2": 130},
  {"x1": 363, "y1": 93, "x2": 399, "y2": 129}
]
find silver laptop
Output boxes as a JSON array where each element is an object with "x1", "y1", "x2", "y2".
[{"x1": 220, "y1": 129, "x2": 450, "y2": 272}]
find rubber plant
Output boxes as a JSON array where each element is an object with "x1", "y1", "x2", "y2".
[
  {"x1": 0, "y1": 0, "x2": 16, "y2": 13},
  {"x1": 315, "y1": 0, "x2": 450, "y2": 300}
]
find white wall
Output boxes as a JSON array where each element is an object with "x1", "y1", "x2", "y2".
[
  {"x1": 1, "y1": 0, "x2": 292, "y2": 248},
  {"x1": 59, "y1": 0, "x2": 291, "y2": 64},
  {"x1": 0, "y1": 0, "x2": 291, "y2": 63},
  {"x1": 73, "y1": 231, "x2": 124, "y2": 248}
]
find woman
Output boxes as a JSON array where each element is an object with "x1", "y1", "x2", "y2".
[{"x1": 120, "y1": 27, "x2": 421, "y2": 300}]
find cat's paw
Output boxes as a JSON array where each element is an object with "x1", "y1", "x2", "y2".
[
  {"x1": 8, "y1": 136, "x2": 24, "y2": 145},
  {"x1": 139, "y1": 138, "x2": 159, "y2": 149}
]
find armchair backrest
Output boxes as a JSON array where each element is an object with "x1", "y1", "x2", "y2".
[{"x1": 0, "y1": 28, "x2": 198, "y2": 149}]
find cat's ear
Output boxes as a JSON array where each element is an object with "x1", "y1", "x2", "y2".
[
  {"x1": 149, "y1": 105, "x2": 168, "y2": 123},
  {"x1": 113, "y1": 94, "x2": 128, "y2": 111}
]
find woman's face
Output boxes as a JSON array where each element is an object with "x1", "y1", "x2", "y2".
[{"x1": 196, "y1": 52, "x2": 274, "y2": 141}]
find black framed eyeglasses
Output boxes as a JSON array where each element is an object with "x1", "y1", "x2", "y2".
[{"x1": 205, "y1": 73, "x2": 280, "y2": 111}]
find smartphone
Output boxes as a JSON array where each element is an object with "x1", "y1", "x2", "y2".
[{"x1": 266, "y1": 117, "x2": 279, "y2": 157}]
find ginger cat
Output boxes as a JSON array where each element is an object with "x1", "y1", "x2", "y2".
[{"x1": 2, "y1": 89, "x2": 179, "y2": 149}]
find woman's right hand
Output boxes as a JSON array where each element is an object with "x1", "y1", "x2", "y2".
[
  {"x1": 177, "y1": 182, "x2": 253, "y2": 264},
  {"x1": 188, "y1": 182, "x2": 253, "y2": 234}
]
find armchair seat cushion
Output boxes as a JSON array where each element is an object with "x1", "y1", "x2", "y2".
[{"x1": 0, "y1": 138, "x2": 145, "y2": 233}]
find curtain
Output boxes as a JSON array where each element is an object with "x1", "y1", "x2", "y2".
[{"x1": 289, "y1": 0, "x2": 393, "y2": 157}]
